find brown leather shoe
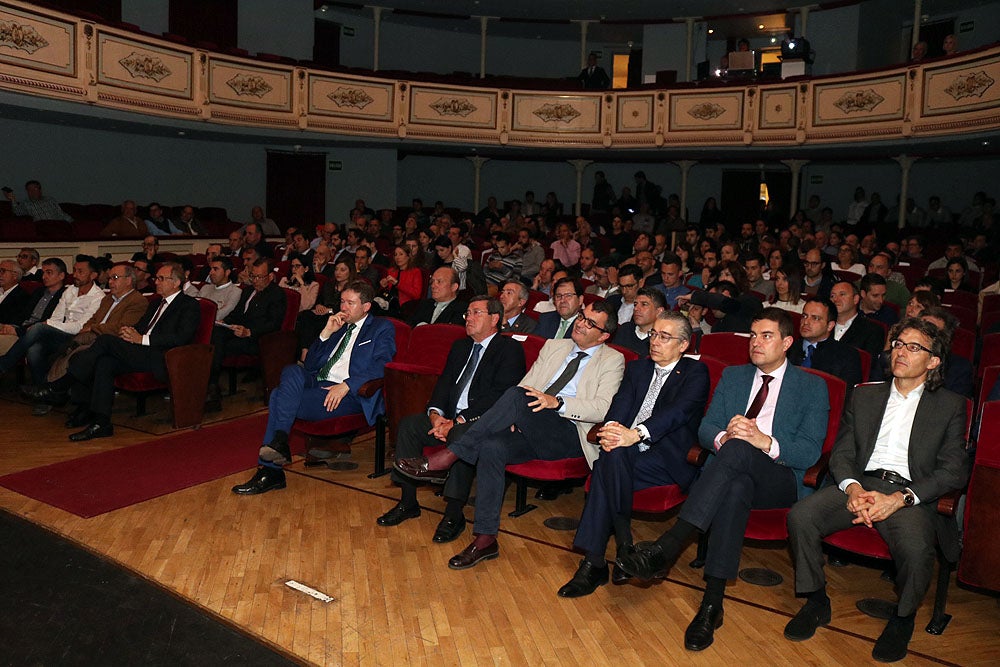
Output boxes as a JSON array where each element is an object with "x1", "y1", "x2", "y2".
[
  {"x1": 394, "y1": 456, "x2": 450, "y2": 484},
  {"x1": 448, "y1": 540, "x2": 499, "y2": 570}
]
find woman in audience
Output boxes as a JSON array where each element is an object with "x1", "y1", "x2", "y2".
[
  {"x1": 418, "y1": 228, "x2": 439, "y2": 268},
  {"x1": 770, "y1": 268, "x2": 804, "y2": 314},
  {"x1": 279, "y1": 258, "x2": 318, "y2": 312},
  {"x1": 376, "y1": 244, "x2": 423, "y2": 316},
  {"x1": 833, "y1": 243, "x2": 866, "y2": 276},
  {"x1": 294, "y1": 258, "x2": 357, "y2": 357},
  {"x1": 905, "y1": 290, "x2": 940, "y2": 318},
  {"x1": 673, "y1": 243, "x2": 694, "y2": 276},
  {"x1": 946, "y1": 257, "x2": 975, "y2": 292},
  {"x1": 765, "y1": 247, "x2": 784, "y2": 280},
  {"x1": 542, "y1": 191, "x2": 562, "y2": 217},
  {"x1": 717, "y1": 260, "x2": 750, "y2": 294}
]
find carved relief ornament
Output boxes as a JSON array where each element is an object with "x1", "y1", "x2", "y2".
[
  {"x1": 687, "y1": 102, "x2": 726, "y2": 120},
  {"x1": 533, "y1": 103, "x2": 581, "y2": 123},
  {"x1": 0, "y1": 19, "x2": 48, "y2": 54},
  {"x1": 430, "y1": 97, "x2": 477, "y2": 117},
  {"x1": 329, "y1": 86, "x2": 374, "y2": 109},
  {"x1": 944, "y1": 71, "x2": 995, "y2": 101},
  {"x1": 834, "y1": 88, "x2": 885, "y2": 113},
  {"x1": 226, "y1": 74, "x2": 272, "y2": 97}
]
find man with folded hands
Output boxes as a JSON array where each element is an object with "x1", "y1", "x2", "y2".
[
  {"x1": 377, "y1": 295, "x2": 525, "y2": 543},
  {"x1": 558, "y1": 311, "x2": 709, "y2": 598},
  {"x1": 395, "y1": 300, "x2": 624, "y2": 570},
  {"x1": 232, "y1": 281, "x2": 395, "y2": 495}
]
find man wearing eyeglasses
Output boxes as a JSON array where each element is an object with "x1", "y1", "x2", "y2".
[
  {"x1": 16, "y1": 248, "x2": 42, "y2": 282},
  {"x1": 605, "y1": 264, "x2": 643, "y2": 326},
  {"x1": 206, "y1": 258, "x2": 287, "y2": 410},
  {"x1": 0, "y1": 260, "x2": 31, "y2": 327},
  {"x1": 378, "y1": 296, "x2": 525, "y2": 542},
  {"x1": 785, "y1": 318, "x2": 968, "y2": 662},
  {"x1": 617, "y1": 307, "x2": 829, "y2": 652},
  {"x1": 28, "y1": 262, "x2": 200, "y2": 440},
  {"x1": 801, "y1": 248, "x2": 834, "y2": 300},
  {"x1": 534, "y1": 277, "x2": 582, "y2": 339},
  {"x1": 395, "y1": 300, "x2": 625, "y2": 569},
  {"x1": 0, "y1": 258, "x2": 67, "y2": 356},
  {"x1": 559, "y1": 312, "x2": 710, "y2": 598},
  {"x1": 611, "y1": 287, "x2": 665, "y2": 358},
  {"x1": 132, "y1": 258, "x2": 155, "y2": 294}
]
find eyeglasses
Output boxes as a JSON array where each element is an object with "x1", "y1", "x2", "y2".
[
  {"x1": 890, "y1": 339, "x2": 932, "y2": 354},
  {"x1": 619, "y1": 282, "x2": 639, "y2": 290},
  {"x1": 553, "y1": 292, "x2": 578, "y2": 302},
  {"x1": 154, "y1": 275, "x2": 176, "y2": 282},
  {"x1": 648, "y1": 331, "x2": 685, "y2": 343},
  {"x1": 108, "y1": 274, "x2": 125, "y2": 280},
  {"x1": 579, "y1": 315, "x2": 608, "y2": 333},
  {"x1": 249, "y1": 274, "x2": 270, "y2": 282},
  {"x1": 463, "y1": 309, "x2": 489, "y2": 319}
]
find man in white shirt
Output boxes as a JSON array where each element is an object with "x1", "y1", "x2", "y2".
[
  {"x1": 785, "y1": 318, "x2": 968, "y2": 663},
  {"x1": 197, "y1": 256, "x2": 242, "y2": 320},
  {"x1": 0, "y1": 255, "x2": 102, "y2": 387}
]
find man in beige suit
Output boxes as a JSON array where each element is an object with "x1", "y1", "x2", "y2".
[{"x1": 396, "y1": 300, "x2": 625, "y2": 569}]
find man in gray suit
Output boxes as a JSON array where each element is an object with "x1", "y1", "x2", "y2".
[
  {"x1": 395, "y1": 301, "x2": 625, "y2": 569},
  {"x1": 784, "y1": 317, "x2": 969, "y2": 663}
]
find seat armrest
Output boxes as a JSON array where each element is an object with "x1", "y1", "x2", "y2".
[
  {"x1": 358, "y1": 378, "x2": 384, "y2": 399},
  {"x1": 936, "y1": 489, "x2": 963, "y2": 517},
  {"x1": 586, "y1": 422, "x2": 606, "y2": 445},
  {"x1": 686, "y1": 443, "x2": 711, "y2": 466},
  {"x1": 804, "y1": 452, "x2": 832, "y2": 488}
]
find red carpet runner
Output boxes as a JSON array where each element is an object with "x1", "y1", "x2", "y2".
[{"x1": 0, "y1": 414, "x2": 279, "y2": 518}]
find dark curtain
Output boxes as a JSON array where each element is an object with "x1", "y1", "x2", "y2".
[
  {"x1": 169, "y1": 0, "x2": 237, "y2": 49},
  {"x1": 266, "y1": 151, "x2": 326, "y2": 233}
]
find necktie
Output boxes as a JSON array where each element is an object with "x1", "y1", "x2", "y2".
[
  {"x1": 633, "y1": 366, "x2": 670, "y2": 452},
  {"x1": 745, "y1": 375, "x2": 773, "y2": 419},
  {"x1": 243, "y1": 290, "x2": 255, "y2": 313},
  {"x1": 318, "y1": 323, "x2": 356, "y2": 380},
  {"x1": 555, "y1": 318, "x2": 571, "y2": 339},
  {"x1": 146, "y1": 300, "x2": 167, "y2": 333},
  {"x1": 545, "y1": 351, "x2": 588, "y2": 396},
  {"x1": 431, "y1": 301, "x2": 446, "y2": 323},
  {"x1": 453, "y1": 343, "x2": 483, "y2": 410},
  {"x1": 803, "y1": 344, "x2": 816, "y2": 368}
]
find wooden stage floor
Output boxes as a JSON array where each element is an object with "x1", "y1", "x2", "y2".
[{"x1": 1, "y1": 389, "x2": 997, "y2": 666}]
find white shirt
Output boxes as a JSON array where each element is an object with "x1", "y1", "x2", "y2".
[
  {"x1": 429, "y1": 333, "x2": 497, "y2": 417},
  {"x1": 834, "y1": 313, "x2": 858, "y2": 341},
  {"x1": 838, "y1": 381, "x2": 924, "y2": 504},
  {"x1": 617, "y1": 300, "x2": 635, "y2": 326},
  {"x1": 46, "y1": 284, "x2": 104, "y2": 335},
  {"x1": 318, "y1": 314, "x2": 366, "y2": 384},
  {"x1": 142, "y1": 291, "x2": 180, "y2": 345},
  {"x1": 714, "y1": 359, "x2": 789, "y2": 460}
]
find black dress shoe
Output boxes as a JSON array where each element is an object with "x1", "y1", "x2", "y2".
[
  {"x1": 684, "y1": 603, "x2": 724, "y2": 651},
  {"x1": 432, "y1": 515, "x2": 466, "y2": 543},
  {"x1": 258, "y1": 430, "x2": 291, "y2": 466},
  {"x1": 65, "y1": 409, "x2": 92, "y2": 429},
  {"x1": 231, "y1": 467, "x2": 286, "y2": 495},
  {"x1": 69, "y1": 423, "x2": 114, "y2": 442},
  {"x1": 784, "y1": 597, "x2": 832, "y2": 641},
  {"x1": 612, "y1": 546, "x2": 634, "y2": 584},
  {"x1": 26, "y1": 385, "x2": 69, "y2": 406},
  {"x1": 872, "y1": 614, "x2": 914, "y2": 663},
  {"x1": 558, "y1": 559, "x2": 609, "y2": 598},
  {"x1": 448, "y1": 540, "x2": 499, "y2": 570},
  {"x1": 376, "y1": 503, "x2": 421, "y2": 526},
  {"x1": 615, "y1": 543, "x2": 670, "y2": 581},
  {"x1": 394, "y1": 456, "x2": 450, "y2": 484}
]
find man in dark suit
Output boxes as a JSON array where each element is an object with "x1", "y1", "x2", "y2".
[
  {"x1": 577, "y1": 52, "x2": 611, "y2": 90},
  {"x1": 534, "y1": 277, "x2": 582, "y2": 339},
  {"x1": 558, "y1": 312, "x2": 710, "y2": 598},
  {"x1": 29, "y1": 262, "x2": 200, "y2": 440},
  {"x1": 787, "y1": 298, "x2": 863, "y2": 395},
  {"x1": 206, "y1": 258, "x2": 287, "y2": 407},
  {"x1": 611, "y1": 287, "x2": 665, "y2": 357},
  {"x1": 498, "y1": 281, "x2": 536, "y2": 334},
  {"x1": 0, "y1": 258, "x2": 67, "y2": 353},
  {"x1": 617, "y1": 307, "x2": 829, "y2": 652},
  {"x1": 232, "y1": 281, "x2": 396, "y2": 495},
  {"x1": 396, "y1": 301, "x2": 625, "y2": 570},
  {"x1": 377, "y1": 296, "x2": 526, "y2": 542},
  {"x1": 830, "y1": 280, "x2": 885, "y2": 358},
  {"x1": 785, "y1": 318, "x2": 969, "y2": 663},
  {"x1": 0, "y1": 260, "x2": 33, "y2": 327},
  {"x1": 408, "y1": 267, "x2": 466, "y2": 327}
]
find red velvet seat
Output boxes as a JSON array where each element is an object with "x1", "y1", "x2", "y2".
[
  {"x1": 292, "y1": 317, "x2": 412, "y2": 475},
  {"x1": 942, "y1": 303, "x2": 977, "y2": 332},
  {"x1": 113, "y1": 298, "x2": 218, "y2": 427},
  {"x1": 221, "y1": 287, "x2": 300, "y2": 396},
  {"x1": 951, "y1": 326, "x2": 974, "y2": 363},
  {"x1": 698, "y1": 332, "x2": 751, "y2": 366},
  {"x1": 981, "y1": 309, "x2": 1000, "y2": 336},
  {"x1": 941, "y1": 289, "x2": 978, "y2": 311},
  {"x1": 959, "y1": 401, "x2": 1000, "y2": 594},
  {"x1": 524, "y1": 290, "x2": 548, "y2": 320},
  {"x1": 977, "y1": 365, "x2": 1000, "y2": 417},
  {"x1": 822, "y1": 397, "x2": 972, "y2": 635},
  {"x1": 978, "y1": 333, "x2": 1000, "y2": 380},
  {"x1": 505, "y1": 456, "x2": 592, "y2": 517},
  {"x1": 502, "y1": 332, "x2": 546, "y2": 370}
]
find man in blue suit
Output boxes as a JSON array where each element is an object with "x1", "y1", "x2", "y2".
[
  {"x1": 558, "y1": 312, "x2": 710, "y2": 598},
  {"x1": 618, "y1": 307, "x2": 829, "y2": 652},
  {"x1": 232, "y1": 280, "x2": 396, "y2": 495},
  {"x1": 533, "y1": 277, "x2": 581, "y2": 339}
]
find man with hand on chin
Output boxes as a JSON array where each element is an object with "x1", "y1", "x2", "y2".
[
  {"x1": 785, "y1": 318, "x2": 968, "y2": 663},
  {"x1": 232, "y1": 281, "x2": 395, "y2": 495}
]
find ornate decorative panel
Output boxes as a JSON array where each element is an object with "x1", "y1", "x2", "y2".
[
  {"x1": 208, "y1": 59, "x2": 291, "y2": 111},
  {"x1": 616, "y1": 94, "x2": 654, "y2": 133},
  {"x1": 408, "y1": 85, "x2": 497, "y2": 128},
  {"x1": 922, "y1": 54, "x2": 1000, "y2": 117},
  {"x1": 97, "y1": 32, "x2": 191, "y2": 98},
  {"x1": 309, "y1": 74, "x2": 393, "y2": 121},
  {"x1": 668, "y1": 91, "x2": 743, "y2": 131},
  {"x1": 759, "y1": 87, "x2": 796, "y2": 129},
  {"x1": 511, "y1": 94, "x2": 600, "y2": 133},
  {"x1": 812, "y1": 74, "x2": 905, "y2": 126},
  {"x1": 0, "y1": 4, "x2": 73, "y2": 75}
]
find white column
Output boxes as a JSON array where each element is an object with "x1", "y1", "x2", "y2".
[
  {"x1": 479, "y1": 16, "x2": 490, "y2": 79},
  {"x1": 894, "y1": 154, "x2": 918, "y2": 229},
  {"x1": 467, "y1": 156, "x2": 490, "y2": 212},
  {"x1": 799, "y1": 7, "x2": 810, "y2": 38},
  {"x1": 912, "y1": 0, "x2": 923, "y2": 48},
  {"x1": 673, "y1": 160, "x2": 696, "y2": 222},
  {"x1": 781, "y1": 159, "x2": 809, "y2": 218},
  {"x1": 578, "y1": 20, "x2": 590, "y2": 69},
  {"x1": 684, "y1": 18, "x2": 695, "y2": 83},
  {"x1": 568, "y1": 159, "x2": 594, "y2": 216},
  {"x1": 371, "y1": 6, "x2": 382, "y2": 71}
]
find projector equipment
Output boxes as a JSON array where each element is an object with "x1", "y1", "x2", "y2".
[{"x1": 781, "y1": 36, "x2": 813, "y2": 64}]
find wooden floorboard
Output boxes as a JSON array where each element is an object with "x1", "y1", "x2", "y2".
[{"x1": 1, "y1": 387, "x2": 997, "y2": 665}]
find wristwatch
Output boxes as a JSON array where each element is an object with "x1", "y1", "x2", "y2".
[
  {"x1": 901, "y1": 488, "x2": 916, "y2": 507},
  {"x1": 553, "y1": 396, "x2": 564, "y2": 411}
]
